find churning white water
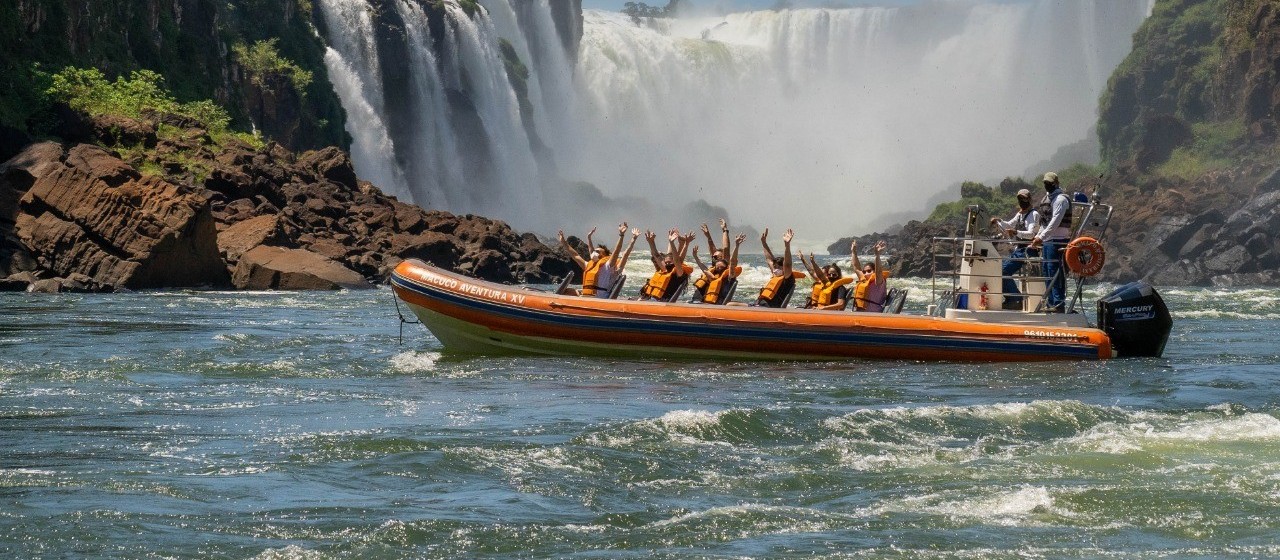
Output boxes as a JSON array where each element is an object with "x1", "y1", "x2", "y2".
[{"x1": 319, "y1": 0, "x2": 1153, "y2": 236}]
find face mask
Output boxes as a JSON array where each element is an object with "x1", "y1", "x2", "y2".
[{"x1": 1018, "y1": 198, "x2": 1031, "y2": 210}]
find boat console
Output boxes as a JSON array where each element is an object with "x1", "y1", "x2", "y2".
[{"x1": 929, "y1": 198, "x2": 1171, "y2": 356}]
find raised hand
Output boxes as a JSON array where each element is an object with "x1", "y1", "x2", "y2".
[
  {"x1": 850, "y1": 240, "x2": 858, "y2": 253},
  {"x1": 719, "y1": 218, "x2": 728, "y2": 231},
  {"x1": 618, "y1": 222, "x2": 628, "y2": 236},
  {"x1": 700, "y1": 223, "x2": 711, "y2": 235},
  {"x1": 782, "y1": 229, "x2": 794, "y2": 244},
  {"x1": 692, "y1": 245, "x2": 700, "y2": 256},
  {"x1": 760, "y1": 228, "x2": 769, "y2": 242},
  {"x1": 874, "y1": 240, "x2": 886, "y2": 254},
  {"x1": 735, "y1": 233, "x2": 747, "y2": 245},
  {"x1": 644, "y1": 229, "x2": 657, "y2": 242},
  {"x1": 669, "y1": 228, "x2": 680, "y2": 243},
  {"x1": 557, "y1": 230, "x2": 566, "y2": 243},
  {"x1": 631, "y1": 227, "x2": 641, "y2": 238},
  {"x1": 588, "y1": 226, "x2": 597, "y2": 237}
]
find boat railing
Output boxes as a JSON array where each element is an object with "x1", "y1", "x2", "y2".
[{"x1": 929, "y1": 201, "x2": 1113, "y2": 319}]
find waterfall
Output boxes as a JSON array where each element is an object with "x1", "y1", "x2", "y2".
[{"x1": 318, "y1": 0, "x2": 1153, "y2": 237}]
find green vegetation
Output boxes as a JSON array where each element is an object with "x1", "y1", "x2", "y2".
[
  {"x1": 927, "y1": 181, "x2": 1017, "y2": 224},
  {"x1": 46, "y1": 66, "x2": 264, "y2": 182},
  {"x1": 1094, "y1": 0, "x2": 1275, "y2": 179},
  {"x1": 233, "y1": 39, "x2": 313, "y2": 93},
  {"x1": 622, "y1": 0, "x2": 681, "y2": 23},
  {"x1": 1154, "y1": 119, "x2": 1248, "y2": 179},
  {"x1": 0, "y1": 0, "x2": 347, "y2": 150},
  {"x1": 46, "y1": 68, "x2": 232, "y2": 135}
]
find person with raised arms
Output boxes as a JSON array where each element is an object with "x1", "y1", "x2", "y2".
[
  {"x1": 556, "y1": 222, "x2": 636, "y2": 298},
  {"x1": 851, "y1": 240, "x2": 890, "y2": 312},
  {"x1": 700, "y1": 233, "x2": 746, "y2": 304},
  {"x1": 699, "y1": 218, "x2": 731, "y2": 264},
  {"x1": 640, "y1": 229, "x2": 695, "y2": 301},
  {"x1": 799, "y1": 250, "x2": 852, "y2": 310},
  {"x1": 752, "y1": 228, "x2": 797, "y2": 308}
]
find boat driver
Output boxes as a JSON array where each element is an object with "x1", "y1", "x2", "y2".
[{"x1": 989, "y1": 188, "x2": 1041, "y2": 310}]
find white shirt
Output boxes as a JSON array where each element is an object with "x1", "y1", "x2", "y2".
[
  {"x1": 996, "y1": 207, "x2": 1040, "y2": 240},
  {"x1": 592, "y1": 261, "x2": 619, "y2": 298},
  {"x1": 1036, "y1": 188, "x2": 1072, "y2": 241}
]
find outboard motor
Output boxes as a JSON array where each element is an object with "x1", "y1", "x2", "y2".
[{"x1": 1097, "y1": 281, "x2": 1173, "y2": 358}]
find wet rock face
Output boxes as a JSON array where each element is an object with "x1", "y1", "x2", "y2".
[{"x1": 4, "y1": 142, "x2": 230, "y2": 289}]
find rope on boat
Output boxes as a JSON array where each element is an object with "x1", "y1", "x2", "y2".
[{"x1": 391, "y1": 285, "x2": 420, "y2": 345}]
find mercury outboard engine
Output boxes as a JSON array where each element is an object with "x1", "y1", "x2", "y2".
[{"x1": 1097, "y1": 281, "x2": 1173, "y2": 358}]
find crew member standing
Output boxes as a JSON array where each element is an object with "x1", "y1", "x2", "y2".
[{"x1": 1029, "y1": 172, "x2": 1072, "y2": 312}]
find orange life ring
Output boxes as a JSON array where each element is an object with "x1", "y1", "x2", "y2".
[{"x1": 1065, "y1": 236, "x2": 1105, "y2": 277}]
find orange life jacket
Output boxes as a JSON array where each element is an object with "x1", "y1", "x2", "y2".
[
  {"x1": 816, "y1": 277, "x2": 854, "y2": 306},
  {"x1": 641, "y1": 265, "x2": 693, "y2": 300},
  {"x1": 757, "y1": 271, "x2": 803, "y2": 307},
  {"x1": 854, "y1": 272, "x2": 891, "y2": 309},
  {"x1": 580, "y1": 259, "x2": 607, "y2": 296},
  {"x1": 806, "y1": 282, "x2": 824, "y2": 307},
  {"x1": 703, "y1": 268, "x2": 734, "y2": 304}
]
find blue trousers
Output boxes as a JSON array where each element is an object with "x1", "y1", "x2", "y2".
[
  {"x1": 1000, "y1": 246, "x2": 1037, "y2": 303},
  {"x1": 1042, "y1": 240, "x2": 1067, "y2": 311}
]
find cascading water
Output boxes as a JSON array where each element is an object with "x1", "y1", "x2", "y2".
[
  {"x1": 319, "y1": 0, "x2": 1153, "y2": 237},
  {"x1": 317, "y1": 0, "x2": 554, "y2": 228}
]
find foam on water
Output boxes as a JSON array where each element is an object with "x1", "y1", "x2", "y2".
[
  {"x1": 389, "y1": 350, "x2": 441, "y2": 373},
  {"x1": 891, "y1": 485, "x2": 1068, "y2": 527}
]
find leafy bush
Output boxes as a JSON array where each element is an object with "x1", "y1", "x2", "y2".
[
  {"x1": 232, "y1": 39, "x2": 313, "y2": 93},
  {"x1": 46, "y1": 67, "x2": 233, "y2": 135}
]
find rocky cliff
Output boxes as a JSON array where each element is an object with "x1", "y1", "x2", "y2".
[{"x1": 0, "y1": 112, "x2": 575, "y2": 292}]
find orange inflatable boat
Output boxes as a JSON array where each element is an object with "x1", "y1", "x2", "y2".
[{"x1": 390, "y1": 259, "x2": 1171, "y2": 361}]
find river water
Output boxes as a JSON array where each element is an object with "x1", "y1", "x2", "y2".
[{"x1": 2, "y1": 262, "x2": 1279, "y2": 558}]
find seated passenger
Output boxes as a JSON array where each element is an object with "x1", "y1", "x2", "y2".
[
  {"x1": 851, "y1": 240, "x2": 890, "y2": 312},
  {"x1": 700, "y1": 234, "x2": 746, "y2": 304},
  {"x1": 798, "y1": 250, "x2": 824, "y2": 308},
  {"x1": 799, "y1": 250, "x2": 852, "y2": 311},
  {"x1": 753, "y1": 228, "x2": 796, "y2": 308},
  {"x1": 640, "y1": 229, "x2": 695, "y2": 301},
  {"x1": 556, "y1": 223, "x2": 638, "y2": 298}
]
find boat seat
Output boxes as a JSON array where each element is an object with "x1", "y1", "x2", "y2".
[
  {"x1": 607, "y1": 275, "x2": 627, "y2": 299},
  {"x1": 719, "y1": 279, "x2": 739, "y2": 305},
  {"x1": 554, "y1": 273, "x2": 574, "y2": 295},
  {"x1": 779, "y1": 282, "x2": 796, "y2": 308},
  {"x1": 884, "y1": 288, "x2": 908, "y2": 314},
  {"x1": 663, "y1": 274, "x2": 690, "y2": 302},
  {"x1": 880, "y1": 288, "x2": 899, "y2": 313}
]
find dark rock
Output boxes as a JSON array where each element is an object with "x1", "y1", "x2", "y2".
[
  {"x1": 232, "y1": 245, "x2": 371, "y2": 290},
  {"x1": 1246, "y1": 232, "x2": 1273, "y2": 256},
  {"x1": 298, "y1": 147, "x2": 358, "y2": 190},
  {"x1": 395, "y1": 231, "x2": 459, "y2": 269},
  {"x1": 1177, "y1": 223, "x2": 1223, "y2": 259},
  {"x1": 1204, "y1": 245, "x2": 1251, "y2": 274},
  {"x1": 470, "y1": 249, "x2": 512, "y2": 282},
  {"x1": 28, "y1": 278, "x2": 63, "y2": 294},
  {"x1": 217, "y1": 215, "x2": 287, "y2": 263},
  {"x1": 13, "y1": 144, "x2": 230, "y2": 289}
]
